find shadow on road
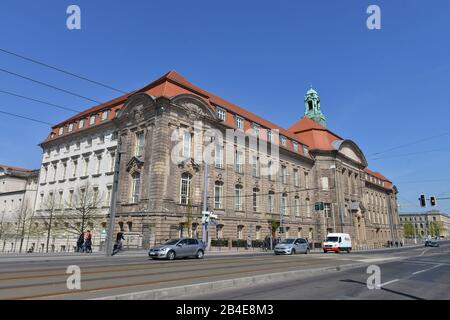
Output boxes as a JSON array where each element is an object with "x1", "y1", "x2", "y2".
[{"x1": 340, "y1": 279, "x2": 425, "y2": 300}]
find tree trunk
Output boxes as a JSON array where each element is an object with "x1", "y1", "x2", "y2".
[{"x1": 46, "y1": 211, "x2": 53, "y2": 253}]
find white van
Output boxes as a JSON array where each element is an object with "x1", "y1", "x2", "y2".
[{"x1": 322, "y1": 233, "x2": 352, "y2": 253}]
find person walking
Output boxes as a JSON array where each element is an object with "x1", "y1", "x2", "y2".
[
  {"x1": 76, "y1": 233, "x2": 84, "y2": 253},
  {"x1": 112, "y1": 231, "x2": 125, "y2": 256},
  {"x1": 84, "y1": 230, "x2": 93, "y2": 253},
  {"x1": 246, "y1": 235, "x2": 252, "y2": 250}
]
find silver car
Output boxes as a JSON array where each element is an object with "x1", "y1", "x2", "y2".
[
  {"x1": 148, "y1": 238, "x2": 205, "y2": 260},
  {"x1": 274, "y1": 238, "x2": 310, "y2": 255}
]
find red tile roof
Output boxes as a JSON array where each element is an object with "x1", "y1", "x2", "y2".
[
  {"x1": 44, "y1": 70, "x2": 312, "y2": 158},
  {"x1": 0, "y1": 164, "x2": 34, "y2": 172}
]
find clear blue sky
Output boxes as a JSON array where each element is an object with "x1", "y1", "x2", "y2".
[{"x1": 1, "y1": 0, "x2": 449, "y2": 213}]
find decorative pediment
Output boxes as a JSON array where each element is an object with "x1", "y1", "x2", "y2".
[
  {"x1": 117, "y1": 93, "x2": 156, "y2": 124},
  {"x1": 216, "y1": 173, "x2": 224, "y2": 182},
  {"x1": 126, "y1": 156, "x2": 144, "y2": 175},
  {"x1": 171, "y1": 94, "x2": 217, "y2": 121},
  {"x1": 177, "y1": 157, "x2": 200, "y2": 173},
  {"x1": 332, "y1": 140, "x2": 368, "y2": 167}
]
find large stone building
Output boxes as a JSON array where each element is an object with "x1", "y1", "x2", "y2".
[
  {"x1": 400, "y1": 211, "x2": 450, "y2": 238},
  {"x1": 0, "y1": 165, "x2": 39, "y2": 252},
  {"x1": 34, "y1": 70, "x2": 401, "y2": 251}
]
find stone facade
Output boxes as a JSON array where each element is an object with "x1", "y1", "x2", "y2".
[
  {"x1": 400, "y1": 211, "x2": 450, "y2": 238},
  {"x1": 28, "y1": 70, "x2": 402, "y2": 251}
]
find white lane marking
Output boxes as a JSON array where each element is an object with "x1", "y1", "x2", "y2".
[
  {"x1": 376, "y1": 279, "x2": 400, "y2": 288},
  {"x1": 412, "y1": 263, "x2": 443, "y2": 275},
  {"x1": 419, "y1": 249, "x2": 429, "y2": 257}
]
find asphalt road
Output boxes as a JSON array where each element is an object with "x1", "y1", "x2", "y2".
[
  {"x1": 183, "y1": 244, "x2": 450, "y2": 300},
  {"x1": 0, "y1": 244, "x2": 447, "y2": 300}
]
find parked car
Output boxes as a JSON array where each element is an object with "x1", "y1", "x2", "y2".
[
  {"x1": 148, "y1": 238, "x2": 205, "y2": 260},
  {"x1": 274, "y1": 238, "x2": 309, "y2": 255},
  {"x1": 425, "y1": 239, "x2": 439, "y2": 247},
  {"x1": 322, "y1": 233, "x2": 352, "y2": 253}
]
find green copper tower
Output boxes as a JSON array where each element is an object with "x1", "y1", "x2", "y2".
[{"x1": 304, "y1": 86, "x2": 326, "y2": 127}]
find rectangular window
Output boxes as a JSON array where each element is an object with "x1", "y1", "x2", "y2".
[
  {"x1": 58, "y1": 191, "x2": 63, "y2": 210},
  {"x1": 294, "y1": 169, "x2": 299, "y2": 186},
  {"x1": 58, "y1": 127, "x2": 64, "y2": 135},
  {"x1": 96, "y1": 155, "x2": 102, "y2": 174},
  {"x1": 252, "y1": 123, "x2": 260, "y2": 137},
  {"x1": 131, "y1": 174, "x2": 141, "y2": 204},
  {"x1": 83, "y1": 158, "x2": 89, "y2": 176},
  {"x1": 99, "y1": 134, "x2": 105, "y2": 144},
  {"x1": 72, "y1": 160, "x2": 78, "y2": 177},
  {"x1": 268, "y1": 193, "x2": 274, "y2": 213},
  {"x1": 324, "y1": 203, "x2": 331, "y2": 218},
  {"x1": 302, "y1": 145, "x2": 309, "y2": 156},
  {"x1": 52, "y1": 164, "x2": 58, "y2": 181},
  {"x1": 182, "y1": 130, "x2": 192, "y2": 158},
  {"x1": 281, "y1": 165, "x2": 288, "y2": 184},
  {"x1": 214, "y1": 183, "x2": 223, "y2": 209},
  {"x1": 102, "y1": 110, "x2": 109, "y2": 121},
  {"x1": 252, "y1": 189, "x2": 259, "y2": 212},
  {"x1": 180, "y1": 174, "x2": 191, "y2": 205},
  {"x1": 268, "y1": 161, "x2": 274, "y2": 181},
  {"x1": 235, "y1": 150, "x2": 243, "y2": 173},
  {"x1": 106, "y1": 186, "x2": 112, "y2": 206},
  {"x1": 135, "y1": 131, "x2": 145, "y2": 157},
  {"x1": 215, "y1": 144, "x2": 223, "y2": 168},
  {"x1": 235, "y1": 115, "x2": 244, "y2": 130},
  {"x1": 68, "y1": 190, "x2": 74, "y2": 208},
  {"x1": 293, "y1": 141, "x2": 298, "y2": 152},
  {"x1": 62, "y1": 162, "x2": 67, "y2": 180},
  {"x1": 281, "y1": 195, "x2": 288, "y2": 215},
  {"x1": 78, "y1": 119, "x2": 85, "y2": 129},
  {"x1": 216, "y1": 107, "x2": 226, "y2": 121},
  {"x1": 321, "y1": 177, "x2": 329, "y2": 191},
  {"x1": 252, "y1": 155, "x2": 259, "y2": 177},
  {"x1": 267, "y1": 129, "x2": 274, "y2": 143},
  {"x1": 306, "y1": 199, "x2": 311, "y2": 217},
  {"x1": 89, "y1": 115, "x2": 96, "y2": 126},
  {"x1": 110, "y1": 152, "x2": 116, "y2": 172},
  {"x1": 68, "y1": 123, "x2": 74, "y2": 132},
  {"x1": 280, "y1": 136, "x2": 287, "y2": 146},
  {"x1": 235, "y1": 186, "x2": 243, "y2": 211},
  {"x1": 294, "y1": 197, "x2": 300, "y2": 216},
  {"x1": 304, "y1": 172, "x2": 309, "y2": 189}
]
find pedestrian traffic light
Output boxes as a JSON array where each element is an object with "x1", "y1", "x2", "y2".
[
  {"x1": 419, "y1": 194, "x2": 426, "y2": 207},
  {"x1": 430, "y1": 196, "x2": 437, "y2": 206}
]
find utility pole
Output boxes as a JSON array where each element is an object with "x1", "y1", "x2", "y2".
[
  {"x1": 105, "y1": 134, "x2": 122, "y2": 256},
  {"x1": 202, "y1": 157, "x2": 209, "y2": 247}
]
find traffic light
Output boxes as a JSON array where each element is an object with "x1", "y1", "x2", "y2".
[
  {"x1": 430, "y1": 196, "x2": 437, "y2": 206},
  {"x1": 419, "y1": 194, "x2": 426, "y2": 207}
]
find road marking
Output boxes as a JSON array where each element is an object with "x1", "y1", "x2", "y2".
[
  {"x1": 377, "y1": 279, "x2": 400, "y2": 288},
  {"x1": 419, "y1": 249, "x2": 429, "y2": 257},
  {"x1": 412, "y1": 264, "x2": 443, "y2": 275}
]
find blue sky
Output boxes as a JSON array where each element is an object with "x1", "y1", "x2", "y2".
[{"x1": 0, "y1": 0, "x2": 449, "y2": 212}]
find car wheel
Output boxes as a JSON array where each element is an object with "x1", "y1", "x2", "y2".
[
  {"x1": 167, "y1": 250, "x2": 176, "y2": 260},
  {"x1": 196, "y1": 250, "x2": 204, "y2": 259},
  {"x1": 290, "y1": 249, "x2": 296, "y2": 255},
  {"x1": 323, "y1": 250, "x2": 327, "y2": 253},
  {"x1": 335, "y1": 248, "x2": 340, "y2": 254}
]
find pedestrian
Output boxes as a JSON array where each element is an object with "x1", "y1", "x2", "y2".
[
  {"x1": 76, "y1": 233, "x2": 84, "y2": 252},
  {"x1": 395, "y1": 241, "x2": 399, "y2": 247},
  {"x1": 112, "y1": 231, "x2": 125, "y2": 256},
  {"x1": 84, "y1": 230, "x2": 93, "y2": 253},
  {"x1": 246, "y1": 235, "x2": 251, "y2": 250}
]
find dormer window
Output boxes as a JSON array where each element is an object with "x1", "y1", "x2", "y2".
[
  {"x1": 79, "y1": 119, "x2": 85, "y2": 129},
  {"x1": 235, "y1": 115, "x2": 244, "y2": 130},
  {"x1": 280, "y1": 136, "x2": 287, "y2": 146},
  {"x1": 216, "y1": 107, "x2": 226, "y2": 121},
  {"x1": 102, "y1": 110, "x2": 109, "y2": 121},
  {"x1": 292, "y1": 141, "x2": 298, "y2": 152},
  {"x1": 58, "y1": 127, "x2": 64, "y2": 135},
  {"x1": 251, "y1": 123, "x2": 260, "y2": 137},
  {"x1": 308, "y1": 101, "x2": 313, "y2": 110},
  {"x1": 68, "y1": 123, "x2": 74, "y2": 132},
  {"x1": 89, "y1": 115, "x2": 96, "y2": 126},
  {"x1": 267, "y1": 129, "x2": 274, "y2": 143}
]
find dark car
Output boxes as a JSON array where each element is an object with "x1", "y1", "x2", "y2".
[{"x1": 148, "y1": 238, "x2": 205, "y2": 260}]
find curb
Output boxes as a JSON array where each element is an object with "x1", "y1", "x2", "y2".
[{"x1": 95, "y1": 262, "x2": 370, "y2": 300}]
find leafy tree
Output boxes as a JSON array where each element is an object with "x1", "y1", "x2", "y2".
[{"x1": 403, "y1": 223, "x2": 415, "y2": 238}]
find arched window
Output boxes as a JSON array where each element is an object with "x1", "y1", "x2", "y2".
[
  {"x1": 131, "y1": 172, "x2": 141, "y2": 203},
  {"x1": 180, "y1": 173, "x2": 192, "y2": 205}
]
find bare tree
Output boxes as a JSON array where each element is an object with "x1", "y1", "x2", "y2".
[
  {"x1": 12, "y1": 201, "x2": 34, "y2": 253},
  {"x1": 58, "y1": 182, "x2": 104, "y2": 238},
  {"x1": 38, "y1": 192, "x2": 58, "y2": 253}
]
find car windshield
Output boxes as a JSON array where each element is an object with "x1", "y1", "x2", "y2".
[
  {"x1": 164, "y1": 239, "x2": 180, "y2": 245},
  {"x1": 281, "y1": 239, "x2": 295, "y2": 244},
  {"x1": 326, "y1": 237, "x2": 339, "y2": 242}
]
